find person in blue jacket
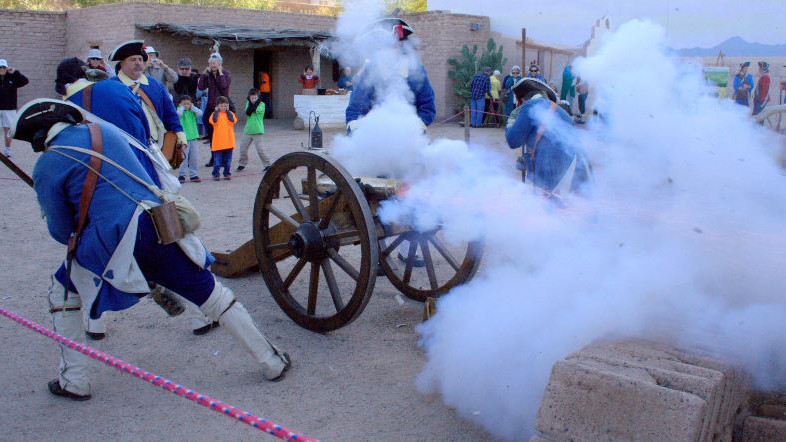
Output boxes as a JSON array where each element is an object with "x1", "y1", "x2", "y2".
[
  {"x1": 345, "y1": 18, "x2": 436, "y2": 132},
  {"x1": 505, "y1": 77, "x2": 591, "y2": 195},
  {"x1": 55, "y1": 56, "x2": 160, "y2": 188},
  {"x1": 109, "y1": 40, "x2": 186, "y2": 148},
  {"x1": 11, "y1": 99, "x2": 291, "y2": 401},
  {"x1": 733, "y1": 61, "x2": 754, "y2": 107}
]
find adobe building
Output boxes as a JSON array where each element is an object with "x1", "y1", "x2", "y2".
[{"x1": 0, "y1": 2, "x2": 490, "y2": 121}]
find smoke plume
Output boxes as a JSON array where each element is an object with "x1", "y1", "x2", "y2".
[{"x1": 329, "y1": 7, "x2": 786, "y2": 440}]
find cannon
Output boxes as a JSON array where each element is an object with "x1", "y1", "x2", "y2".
[{"x1": 211, "y1": 151, "x2": 482, "y2": 332}]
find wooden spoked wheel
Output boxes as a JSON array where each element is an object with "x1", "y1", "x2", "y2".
[
  {"x1": 378, "y1": 229, "x2": 482, "y2": 302},
  {"x1": 252, "y1": 152, "x2": 378, "y2": 332}
]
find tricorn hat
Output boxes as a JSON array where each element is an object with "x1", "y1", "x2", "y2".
[
  {"x1": 108, "y1": 40, "x2": 148, "y2": 63},
  {"x1": 512, "y1": 77, "x2": 558, "y2": 103},
  {"x1": 370, "y1": 17, "x2": 414, "y2": 41},
  {"x1": 10, "y1": 98, "x2": 84, "y2": 148}
]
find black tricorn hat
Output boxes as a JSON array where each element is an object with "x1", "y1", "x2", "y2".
[
  {"x1": 371, "y1": 17, "x2": 414, "y2": 40},
  {"x1": 512, "y1": 77, "x2": 558, "y2": 103},
  {"x1": 108, "y1": 40, "x2": 148, "y2": 63},
  {"x1": 10, "y1": 98, "x2": 84, "y2": 145}
]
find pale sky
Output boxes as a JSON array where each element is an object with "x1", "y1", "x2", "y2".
[{"x1": 428, "y1": 0, "x2": 786, "y2": 49}]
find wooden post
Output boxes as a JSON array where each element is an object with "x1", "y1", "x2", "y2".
[
  {"x1": 464, "y1": 105, "x2": 470, "y2": 143},
  {"x1": 521, "y1": 28, "x2": 526, "y2": 69}
]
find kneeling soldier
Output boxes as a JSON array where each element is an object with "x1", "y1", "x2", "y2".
[{"x1": 11, "y1": 99, "x2": 290, "y2": 401}]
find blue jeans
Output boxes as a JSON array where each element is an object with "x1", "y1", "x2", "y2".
[
  {"x1": 212, "y1": 149, "x2": 233, "y2": 177},
  {"x1": 470, "y1": 97, "x2": 485, "y2": 127}
]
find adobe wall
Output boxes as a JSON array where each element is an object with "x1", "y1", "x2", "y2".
[
  {"x1": 404, "y1": 11, "x2": 490, "y2": 116},
  {"x1": 0, "y1": 9, "x2": 66, "y2": 105},
  {"x1": 2, "y1": 3, "x2": 490, "y2": 120}
]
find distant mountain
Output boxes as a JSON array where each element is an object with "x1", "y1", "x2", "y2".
[{"x1": 677, "y1": 36, "x2": 786, "y2": 57}]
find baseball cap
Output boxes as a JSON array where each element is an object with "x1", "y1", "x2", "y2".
[
  {"x1": 0, "y1": 60, "x2": 7, "y2": 68},
  {"x1": 87, "y1": 48, "x2": 103, "y2": 60}
]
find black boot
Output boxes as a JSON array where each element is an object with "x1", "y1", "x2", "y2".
[{"x1": 48, "y1": 379, "x2": 91, "y2": 401}]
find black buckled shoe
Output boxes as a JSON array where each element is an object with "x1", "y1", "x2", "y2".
[
  {"x1": 270, "y1": 353, "x2": 291, "y2": 382},
  {"x1": 85, "y1": 331, "x2": 106, "y2": 341},
  {"x1": 192, "y1": 321, "x2": 220, "y2": 336},
  {"x1": 48, "y1": 379, "x2": 91, "y2": 401}
]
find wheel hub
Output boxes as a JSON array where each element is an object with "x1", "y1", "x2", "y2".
[{"x1": 288, "y1": 221, "x2": 325, "y2": 261}]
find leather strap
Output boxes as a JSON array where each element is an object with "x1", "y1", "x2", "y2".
[
  {"x1": 67, "y1": 123, "x2": 103, "y2": 255},
  {"x1": 50, "y1": 306, "x2": 81, "y2": 314},
  {"x1": 82, "y1": 83, "x2": 94, "y2": 113},
  {"x1": 133, "y1": 85, "x2": 157, "y2": 114}
]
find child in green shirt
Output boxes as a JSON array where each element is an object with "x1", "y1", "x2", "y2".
[
  {"x1": 176, "y1": 95, "x2": 204, "y2": 182},
  {"x1": 236, "y1": 89, "x2": 271, "y2": 172}
]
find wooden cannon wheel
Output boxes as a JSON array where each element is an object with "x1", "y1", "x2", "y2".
[
  {"x1": 378, "y1": 230, "x2": 483, "y2": 302},
  {"x1": 252, "y1": 152, "x2": 378, "y2": 332}
]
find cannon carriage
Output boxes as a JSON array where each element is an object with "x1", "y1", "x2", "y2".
[{"x1": 211, "y1": 151, "x2": 482, "y2": 332}]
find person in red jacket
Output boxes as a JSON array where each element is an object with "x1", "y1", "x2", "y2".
[
  {"x1": 298, "y1": 64, "x2": 319, "y2": 95},
  {"x1": 753, "y1": 61, "x2": 771, "y2": 116}
]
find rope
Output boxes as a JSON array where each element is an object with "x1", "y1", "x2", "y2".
[{"x1": 0, "y1": 307, "x2": 318, "y2": 442}]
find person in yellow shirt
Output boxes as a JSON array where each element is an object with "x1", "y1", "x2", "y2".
[
  {"x1": 487, "y1": 70, "x2": 502, "y2": 127},
  {"x1": 209, "y1": 96, "x2": 236, "y2": 180}
]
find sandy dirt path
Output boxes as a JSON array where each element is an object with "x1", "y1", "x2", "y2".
[{"x1": 0, "y1": 120, "x2": 516, "y2": 441}]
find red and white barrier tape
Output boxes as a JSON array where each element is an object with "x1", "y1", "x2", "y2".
[{"x1": 0, "y1": 307, "x2": 318, "y2": 442}]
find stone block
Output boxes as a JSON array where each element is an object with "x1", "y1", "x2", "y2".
[
  {"x1": 741, "y1": 416, "x2": 786, "y2": 442},
  {"x1": 537, "y1": 359, "x2": 707, "y2": 442},
  {"x1": 536, "y1": 340, "x2": 752, "y2": 442}
]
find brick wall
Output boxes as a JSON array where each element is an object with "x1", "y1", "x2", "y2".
[
  {"x1": 0, "y1": 9, "x2": 66, "y2": 106},
  {"x1": 403, "y1": 11, "x2": 491, "y2": 116},
  {"x1": 2, "y1": 3, "x2": 490, "y2": 121}
]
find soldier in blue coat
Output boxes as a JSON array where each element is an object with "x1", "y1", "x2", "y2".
[
  {"x1": 345, "y1": 18, "x2": 436, "y2": 132},
  {"x1": 55, "y1": 56, "x2": 160, "y2": 187},
  {"x1": 109, "y1": 41, "x2": 186, "y2": 148},
  {"x1": 12, "y1": 99, "x2": 290, "y2": 401},
  {"x1": 505, "y1": 78, "x2": 592, "y2": 195}
]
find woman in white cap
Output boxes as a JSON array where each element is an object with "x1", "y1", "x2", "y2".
[
  {"x1": 0, "y1": 59, "x2": 28, "y2": 157},
  {"x1": 86, "y1": 48, "x2": 108, "y2": 73}
]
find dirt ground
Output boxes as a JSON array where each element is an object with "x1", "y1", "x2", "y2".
[{"x1": 0, "y1": 119, "x2": 517, "y2": 441}]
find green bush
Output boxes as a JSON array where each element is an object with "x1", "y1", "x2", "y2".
[{"x1": 447, "y1": 38, "x2": 507, "y2": 105}]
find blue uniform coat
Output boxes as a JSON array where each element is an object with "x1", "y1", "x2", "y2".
[
  {"x1": 506, "y1": 98, "x2": 591, "y2": 193},
  {"x1": 111, "y1": 75, "x2": 183, "y2": 133},
  {"x1": 36, "y1": 122, "x2": 212, "y2": 319},
  {"x1": 346, "y1": 64, "x2": 436, "y2": 126},
  {"x1": 65, "y1": 79, "x2": 160, "y2": 187}
]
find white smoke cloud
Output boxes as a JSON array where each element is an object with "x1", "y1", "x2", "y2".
[{"x1": 329, "y1": 7, "x2": 786, "y2": 440}]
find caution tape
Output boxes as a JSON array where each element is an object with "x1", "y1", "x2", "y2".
[{"x1": 0, "y1": 307, "x2": 318, "y2": 442}]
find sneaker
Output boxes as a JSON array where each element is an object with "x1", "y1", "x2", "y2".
[
  {"x1": 178, "y1": 176, "x2": 186, "y2": 183},
  {"x1": 213, "y1": 176, "x2": 220, "y2": 181},
  {"x1": 224, "y1": 175, "x2": 232, "y2": 181},
  {"x1": 3, "y1": 147, "x2": 10, "y2": 157},
  {"x1": 48, "y1": 379, "x2": 91, "y2": 401},
  {"x1": 190, "y1": 176, "x2": 202, "y2": 183},
  {"x1": 236, "y1": 165, "x2": 245, "y2": 172},
  {"x1": 397, "y1": 252, "x2": 425, "y2": 268}
]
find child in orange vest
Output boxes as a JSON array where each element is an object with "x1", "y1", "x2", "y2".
[{"x1": 209, "y1": 96, "x2": 236, "y2": 180}]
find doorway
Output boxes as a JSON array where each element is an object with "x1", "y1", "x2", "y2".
[{"x1": 254, "y1": 49, "x2": 273, "y2": 118}]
